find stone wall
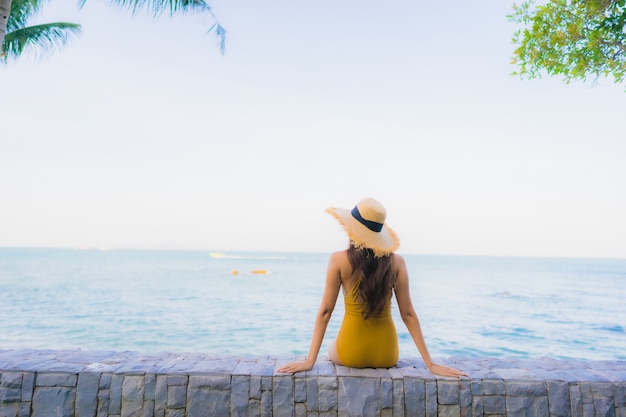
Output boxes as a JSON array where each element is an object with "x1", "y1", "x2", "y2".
[{"x1": 1, "y1": 349, "x2": 625, "y2": 417}]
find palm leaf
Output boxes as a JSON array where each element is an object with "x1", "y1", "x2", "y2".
[
  {"x1": 2, "y1": 22, "x2": 81, "y2": 61},
  {"x1": 79, "y1": 0, "x2": 226, "y2": 53},
  {"x1": 7, "y1": 0, "x2": 44, "y2": 32},
  {"x1": 79, "y1": 0, "x2": 212, "y2": 17}
]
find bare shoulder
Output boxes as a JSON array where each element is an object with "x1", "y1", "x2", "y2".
[
  {"x1": 329, "y1": 250, "x2": 349, "y2": 265},
  {"x1": 391, "y1": 253, "x2": 407, "y2": 270},
  {"x1": 328, "y1": 250, "x2": 353, "y2": 282}
]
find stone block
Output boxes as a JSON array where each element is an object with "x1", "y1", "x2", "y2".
[
  {"x1": 318, "y1": 389, "x2": 338, "y2": 413},
  {"x1": 471, "y1": 381, "x2": 482, "y2": 396},
  {"x1": 110, "y1": 374, "x2": 123, "y2": 415},
  {"x1": 306, "y1": 377, "x2": 318, "y2": 412},
  {"x1": 459, "y1": 380, "x2": 472, "y2": 408},
  {"x1": 591, "y1": 382, "x2": 614, "y2": 398},
  {"x1": 121, "y1": 375, "x2": 144, "y2": 417},
  {"x1": 482, "y1": 395, "x2": 505, "y2": 414},
  {"x1": 439, "y1": 380, "x2": 460, "y2": 404},
  {"x1": 1, "y1": 373, "x2": 22, "y2": 389},
  {"x1": 142, "y1": 400, "x2": 154, "y2": 417},
  {"x1": 261, "y1": 376, "x2": 273, "y2": 391},
  {"x1": 250, "y1": 376, "x2": 262, "y2": 400},
  {"x1": 483, "y1": 379, "x2": 506, "y2": 396},
  {"x1": 506, "y1": 381, "x2": 548, "y2": 396},
  {"x1": 338, "y1": 377, "x2": 380, "y2": 417},
  {"x1": 439, "y1": 404, "x2": 461, "y2": 417},
  {"x1": 0, "y1": 403, "x2": 19, "y2": 417},
  {"x1": 19, "y1": 402, "x2": 30, "y2": 417},
  {"x1": 249, "y1": 398, "x2": 261, "y2": 417},
  {"x1": 96, "y1": 389, "x2": 110, "y2": 417},
  {"x1": 36, "y1": 373, "x2": 77, "y2": 387},
  {"x1": 21, "y1": 373, "x2": 34, "y2": 402},
  {"x1": 155, "y1": 375, "x2": 168, "y2": 412},
  {"x1": 317, "y1": 362, "x2": 336, "y2": 377},
  {"x1": 99, "y1": 373, "x2": 111, "y2": 389},
  {"x1": 426, "y1": 381, "x2": 438, "y2": 417},
  {"x1": 403, "y1": 378, "x2": 425, "y2": 417},
  {"x1": 0, "y1": 388, "x2": 20, "y2": 404},
  {"x1": 166, "y1": 375, "x2": 187, "y2": 386},
  {"x1": 472, "y1": 396, "x2": 484, "y2": 417},
  {"x1": 295, "y1": 378, "x2": 307, "y2": 403},
  {"x1": 506, "y1": 395, "x2": 549, "y2": 417},
  {"x1": 570, "y1": 384, "x2": 583, "y2": 417},
  {"x1": 580, "y1": 383, "x2": 593, "y2": 404},
  {"x1": 547, "y1": 380, "x2": 570, "y2": 417},
  {"x1": 583, "y1": 403, "x2": 594, "y2": 417},
  {"x1": 261, "y1": 390, "x2": 273, "y2": 417},
  {"x1": 273, "y1": 376, "x2": 295, "y2": 417},
  {"x1": 187, "y1": 388, "x2": 229, "y2": 417},
  {"x1": 32, "y1": 387, "x2": 76, "y2": 417},
  {"x1": 231, "y1": 375, "x2": 250, "y2": 417},
  {"x1": 295, "y1": 403, "x2": 306, "y2": 417},
  {"x1": 167, "y1": 385, "x2": 187, "y2": 409},
  {"x1": 188, "y1": 375, "x2": 231, "y2": 390},
  {"x1": 144, "y1": 373, "x2": 156, "y2": 401},
  {"x1": 318, "y1": 377, "x2": 337, "y2": 391},
  {"x1": 392, "y1": 379, "x2": 404, "y2": 417},
  {"x1": 616, "y1": 382, "x2": 626, "y2": 408},
  {"x1": 381, "y1": 378, "x2": 393, "y2": 409},
  {"x1": 76, "y1": 372, "x2": 100, "y2": 417},
  {"x1": 594, "y1": 396, "x2": 615, "y2": 417}
]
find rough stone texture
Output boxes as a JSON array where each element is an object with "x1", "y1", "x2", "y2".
[
  {"x1": 76, "y1": 372, "x2": 100, "y2": 417},
  {"x1": 338, "y1": 377, "x2": 380, "y2": 417},
  {"x1": 0, "y1": 350, "x2": 625, "y2": 416}
]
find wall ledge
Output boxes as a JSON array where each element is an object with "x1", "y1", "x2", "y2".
[{"x1": 1, "y1": 348, "x2": 625, "y2": 416}]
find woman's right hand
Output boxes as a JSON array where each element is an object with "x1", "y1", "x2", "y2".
[
  {"x1": 427, "y1": 363, "x2": 468, "y2": 378},
  {"x1": 276, "y1": 360, "x2": 314, "y2": 374}
]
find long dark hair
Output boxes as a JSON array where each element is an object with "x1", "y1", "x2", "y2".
[{"x1": 347, "y1": 243, "x2": 395, "y2": 319}]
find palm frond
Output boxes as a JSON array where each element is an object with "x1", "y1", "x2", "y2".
[
  {"x1": 7, "y1": 0, "x2": 44, "y2": 31},
  {"x1": 79, "y1": 0, "x2": 212, "y2": 17},
  {"x1": 79, "y1": 0, "x2": 226, "y2": 53},
  {"x1": 2, "y1": 22, "x2": 81, "y2": 61}
]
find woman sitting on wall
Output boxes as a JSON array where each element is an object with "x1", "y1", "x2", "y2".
[{"x1": 278, "y1": 198, "x2": 467, "y2": 377}]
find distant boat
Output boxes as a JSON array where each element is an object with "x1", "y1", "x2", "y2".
[
  {"x1": 209, "y1": 252, "x2": 226, "y2": 258},
  {"x1": 250, "y1": 269, "x2": 269, "y2": 275}
]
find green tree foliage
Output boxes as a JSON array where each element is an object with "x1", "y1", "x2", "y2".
[
  {"x1": 509, "y1": 0, "x2": 626, "y2": 85},
  {"x1": 1, "y1": 0, "x2": 81, "y2": 62}
]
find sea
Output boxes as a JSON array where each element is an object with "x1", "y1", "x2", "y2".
[{"x1": 1, "y1": 248, "x2": 625, "y2": 361}]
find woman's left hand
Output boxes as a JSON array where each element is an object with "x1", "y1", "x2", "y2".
[
  {"x1": 277, "y1": 360, "x2": 314, "y2": 374},
  {"x1": 428, "y1": 363, "x2": 468, "y2": 378}
]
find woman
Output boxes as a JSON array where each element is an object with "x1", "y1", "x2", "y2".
[{"x1": 278, "y1": 198, "x2": 467, "y2": 377}]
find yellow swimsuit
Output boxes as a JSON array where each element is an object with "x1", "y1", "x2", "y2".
[{"x1": 335, "y1": 281, "x2": 399, "y2": 368}]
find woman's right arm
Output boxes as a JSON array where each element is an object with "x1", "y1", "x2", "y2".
[
  {"x1": 393, "y1": 255, "x2": 467, "y2": 378},
  {"x1": 277, "y1": 252, "x2": 343, "y2": 374}
]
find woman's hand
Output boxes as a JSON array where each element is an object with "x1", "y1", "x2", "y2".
[
  {"x1": 427, "y1": 363, "x2": 468, "y2": 378},
  {"x1": 276, "y1": 360, "x2": 314, "y2": 374}
]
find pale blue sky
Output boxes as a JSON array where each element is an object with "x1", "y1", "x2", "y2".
[{"x1": 1, "y1": 0, "x2": 625, "y2": 258}]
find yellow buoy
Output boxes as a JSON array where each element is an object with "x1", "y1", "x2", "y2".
[{"x1": 231, "y1": 270, "x2": 239, "y2": 275}]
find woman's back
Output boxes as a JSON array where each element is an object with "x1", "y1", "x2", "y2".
[{"x1": 334, "y1": 249, "x2": 399, "y2": 368}]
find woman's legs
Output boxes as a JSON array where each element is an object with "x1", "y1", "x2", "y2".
[{"x1": 328, "y1": 339, "x2": 343, "y2": 365}]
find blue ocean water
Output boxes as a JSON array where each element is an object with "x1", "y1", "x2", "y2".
[{"x1": 0, "y1": 248, "x2": 625, "y2": 361}]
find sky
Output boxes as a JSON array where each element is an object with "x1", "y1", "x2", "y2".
[{"x1": 1, "y1": 0, "x2": 625, "y2": 258}]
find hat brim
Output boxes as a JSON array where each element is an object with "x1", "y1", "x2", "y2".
[{"x1": 326, "y1": 207, "x2": 400, "y2": 257}]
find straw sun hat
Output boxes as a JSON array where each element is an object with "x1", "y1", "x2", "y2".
[{"x1": 326, "y1": 197, "x2": 400, "y2": 257}]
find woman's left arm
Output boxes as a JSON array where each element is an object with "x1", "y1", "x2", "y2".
[
  {"x1": 277, "y1": 252, "x2": 343, "y2": 374},
  {"x1": 393, "y1": 255, "x2": 468, "y2": 378}
]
